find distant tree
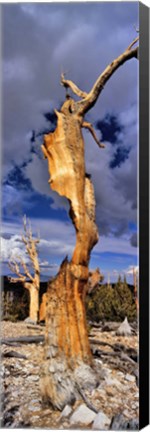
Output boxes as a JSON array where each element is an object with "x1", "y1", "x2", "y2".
[
  {"x1": 117, "y1": 274, "x2": 122, "y2": 285},
  {"x1": 123, "y1": 274, "x2": 127, "y2": 285},
  {"x1": 113, "y1": 277, "x2": 136, "y2": 321},
  {"x1": 86, "y1": 283, "x2": 114, "y2": 322},
  {"x1": 8, "y1": 216, "x2": 40, "y2": 323}
]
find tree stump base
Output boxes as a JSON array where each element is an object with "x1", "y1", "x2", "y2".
[
  {"x1": 40, "y1": 358, "x2": 99, "y2": 410},
  {"x1": 40, "y1": 258, "x2": 99, "y2": 410}
]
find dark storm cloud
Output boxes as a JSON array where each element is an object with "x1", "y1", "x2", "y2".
[
  {"x1": 96, "y1": 114, "x2": 124, "y2": 145},
  {"x1": 5, "y1": 165, "x2": 32, "y2": 190},
  {"x1": 110, "y1": 146, "x2": 131, "y2": 169},
  {"x1": 130, "y1": 232, "x2": 138, "y2": 247}
]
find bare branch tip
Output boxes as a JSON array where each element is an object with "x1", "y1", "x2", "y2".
[{"x1": 127, "y1": 36, "x2": 139, "y2": 52}]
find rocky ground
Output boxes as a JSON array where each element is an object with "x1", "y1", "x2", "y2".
[{"x1": 1, "y1": 321, "x2": 139, "y2": 429}]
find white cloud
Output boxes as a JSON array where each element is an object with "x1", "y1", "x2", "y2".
[
  {"x1": 1, "y1": 235, "x2": 29, "y2": 263},
  {"x1": 1, "y1": 218, "x2": 75, "y2": 268},
  {"x1": 1, "y1": 217, "x2": 137, "y2": 276},
  {"x1": 125, "y1": 265, "x2": 139, "y2": 275},
  {"x1": 94, "y1": 234, "x2": 138, "y2": 257}
]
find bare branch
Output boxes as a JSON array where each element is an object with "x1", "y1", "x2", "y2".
[
  {"x1": 19, "y1": 258, "x2": 34, "y2": 282},
  {"x1": 82, "y1": 121, "x2": 105, "y2": 149},
  {"x1": 24, "y1": 282, "x2": 32, "y2": 290},
  {"x1": 33, "y1": 238, "x2": 40, "y2": 245},
  {"x1": 9, "y1": 255, "x2": 34, "y2": 283},
  {"x1": 127, "y1": 36, "x2": 139, "y2": 51},
  {"x1": 22, "y1": 235, "x2": 28, "y2": 245},
  {"x1": 22, "y1": 217, "x2": 40, "y2": 273},
  {"x1": 74, "y1": 39, "x2": 139, "y2": 115},
  {"x1": 8, "y1": 276, "x2": 26, "y2": 283},
  {"x1": 23, "y1": 216, "x2": 40, "y2": 245},
  {"x1": 8, "y1": 259, "x2": 26, "y2": 283},
  {"x1": 28, "y1": 219, "x2": 33, "y2": 241},
  {"x1": 60, "y1": 73, "x2": 88, "y2": 99}
]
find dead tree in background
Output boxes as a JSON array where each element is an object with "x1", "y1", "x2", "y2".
[
  {"x1": 9, "y1": 216, "x2": 40, "y2": 323},
  {"x1": 40, "y1": 38, "x2": 138, "y2": 409}
]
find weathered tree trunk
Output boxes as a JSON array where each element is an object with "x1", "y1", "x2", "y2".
[
  {"x1": 45, "y1": 259, "x2": 91, "y2": 365},
  {"x1": 39, "y1": 293, "x2": 47, "y2": 322},
  {"x1": 29, "y1": 284, "x2": 39, "y2": 323},
  {"x1": 40, "y1": 260, "x2": 99, "y2": 410},
  {"x1": 40, "y1": 101, "x2": 99, "y2": 409},
  {"x1": 39, "y1": 269, "x2": 102, "y2": 322}
]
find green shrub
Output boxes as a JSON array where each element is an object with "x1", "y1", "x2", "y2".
[{"x1": 86, "y1": 277, "x2": 137, "y2": 322}]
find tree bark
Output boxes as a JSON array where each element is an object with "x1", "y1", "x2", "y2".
[
  {"x1": 29, "y1": 284, "x2": 39, "y2": 323},
  {"x1": 44, "y1": 259, "x2": 91, "y2": 365}
]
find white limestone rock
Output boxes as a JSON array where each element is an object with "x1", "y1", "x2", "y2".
[
  {"x1": 92, "y1": 411, "x2": 110, "y2": 430},
  {"x1": 104, "y1": 376, "x2": 121, "y2": 388},
  {"x1": 70, "y1": 404, "x2": 96, "y2": 425},
  {"x1": 60, "y1": 404, "x2": 72, "y2": 418},
  {"x1": 125, "y1": 373, "x2": 135, "y2": 382}
]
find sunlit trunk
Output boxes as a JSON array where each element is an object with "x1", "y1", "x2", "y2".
[
  {"x1": 29, "y1": 285, "x2": 39, "y2": 323},
  {"x1": 40, "y1": 260, "x2": 99, "y2": 409},
  {"x1": 40, "y1": 100, "x2": 99, "y2": 409}
]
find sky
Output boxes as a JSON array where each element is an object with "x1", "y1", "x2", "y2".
[{"x1": 1, "y1": 2, "x2": 139, "y2": 283}]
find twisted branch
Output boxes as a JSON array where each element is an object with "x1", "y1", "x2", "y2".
[
  {"x1": 8, "y1": 259, "x2": 26, "y2": 283},
  {"x1": 60, "y1": 73, "x2": 87, "y2": 98},
  {"x1": 60, "y1": 37, "x2": 139, "y2": 116},
  {"x1": 19, "y1": 258, "x2": 34, "y2": 282},
  {"x1": 82, "y1": 121, "x2": 105, "y2": 149}
]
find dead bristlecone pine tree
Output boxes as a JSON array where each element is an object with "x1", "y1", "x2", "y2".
[
  {"x1": 9, "y1": 216, "x2": 40, "y2": 323},
  {"x1": 40, "y1": 37, "x2": 139, "y2": 410}
]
